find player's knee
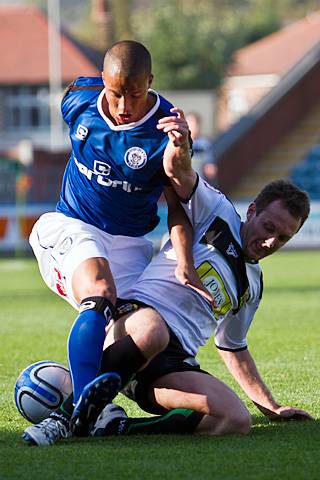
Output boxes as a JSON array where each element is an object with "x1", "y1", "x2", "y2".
[
  {"x1": 201, "y1": 409, "x2": 251, "y2": 436},
  {"x1": 202, "y1": 399, "x2": 251, "y2": 435},
  {"x1": 79, "y1": 296, "x2": 116, "y2": 323},
  {"x1": 144, "y1": 315, "x2": 169, "y2": 353},
  {"x1": 129, "y1": 309, "x2": 169, "y2": 357},
  {"x1": 78, "y1": 279, "x2": 117, "y2": 305},
  {"x1": 226, "y1": 408, "x2": 252, "y2": 435},
  {"x1": 151, "y1": 314, "x2": 169, "y2": 350}
]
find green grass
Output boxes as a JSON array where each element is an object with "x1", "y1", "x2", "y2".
[{"x1": 0, "y1": 252, "x2": 319, "y2": 480}]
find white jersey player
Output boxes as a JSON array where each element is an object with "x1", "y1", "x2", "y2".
[
  {"x1": 129, "y1": 175, "x2": 263, "y2": 357},
  {"x1": 91, "y1": 174, "x2": 313, "y2": 438}
]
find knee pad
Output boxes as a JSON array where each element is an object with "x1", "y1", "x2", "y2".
[{"x1": 79, "y1": 296, "x2": 115, "y2": 323}]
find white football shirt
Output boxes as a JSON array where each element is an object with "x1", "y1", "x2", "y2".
[{"x1": 127, "y1": 177, "x2": 262, "y2": 356}]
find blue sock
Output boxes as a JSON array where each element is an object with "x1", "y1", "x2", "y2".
[{"x1": 68, "y1": 308, "x2": 107, "y2": 404}]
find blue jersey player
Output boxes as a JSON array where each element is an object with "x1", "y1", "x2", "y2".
[{"x1": 26, "y1": 41, "x2": 212, "y2": 444}]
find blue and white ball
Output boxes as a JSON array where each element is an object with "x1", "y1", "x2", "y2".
[{"x1": 14, "y1": 360, "x2": 72, "y2": 424}]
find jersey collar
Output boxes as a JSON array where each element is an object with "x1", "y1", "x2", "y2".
[{"x1": 97, "y1": 89, "x2": 160, "y2": 131}]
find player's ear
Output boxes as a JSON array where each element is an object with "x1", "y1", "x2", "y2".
[
  {"x1": 148, "y1": 74, "x2": 154, "y2": 88},
  {"x1": 101, "y1": 71, "x2": 105, "y2": 86},
  {"x1": 247, "y1": 202, "x2": 256, "y2": 220}
]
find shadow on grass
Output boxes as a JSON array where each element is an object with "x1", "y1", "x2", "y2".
[
  {"x1": 251, "y1": 414, "x2": 319, "y2": 432},
  {"x1": 1, "y1": 420, "x2": 320, "y2": 480},
  {"x1": 1, "y1": 417, "x2": 319, "y2": 448}
]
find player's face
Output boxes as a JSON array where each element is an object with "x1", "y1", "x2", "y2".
[
  {"x1": 241, "y1": 199, "x2": 302, "y2": 261},
  {"x1": 102, "y1": 72, "x2": 153, "y2": 125}
]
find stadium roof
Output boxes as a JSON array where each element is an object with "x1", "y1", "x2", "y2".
[
  {"x1": 214, "y1": 41, "x2": 320, "y2": 159},
  {"x1": 230, "y1": 11, "x2": 320, "y2": 76},
  {"x1": 0, "y1": 5, "x2": 99, "y2": 84}
]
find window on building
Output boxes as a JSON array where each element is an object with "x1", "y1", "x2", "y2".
[{"x1": 4, "y1": 86, "x2": 50, "y2": 131}]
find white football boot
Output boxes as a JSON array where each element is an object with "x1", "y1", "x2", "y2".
[{"x1": 22, "y1": 414, "x2": 71, "y2": 446}]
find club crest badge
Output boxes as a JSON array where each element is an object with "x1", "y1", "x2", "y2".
[{"x1": 124, "y1": 147, "x2": 147, "y2": 169}]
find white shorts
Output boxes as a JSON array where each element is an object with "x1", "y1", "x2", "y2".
[{"x1": 29, "y1": 212, "x2": 154, "y2": 310}]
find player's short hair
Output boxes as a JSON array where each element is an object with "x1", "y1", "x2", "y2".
[
  {"x1": 103, "y1": 40, "x2": 152, "y2": 77},
  {"x1": 253, "y1": 179, "x2": 310, "y2": 229}
]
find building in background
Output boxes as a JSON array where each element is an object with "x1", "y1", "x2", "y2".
[
  {"x1": 1, "y1": 4, "x2": 320, "y2": 253},
  {"x1": 0, "y1": 5, "x2": 99, "y2": 153},
  {"x1": 0, "y1": 5, "x2": 100, "y2": 252},
  {"x1": 217, "y1": 11, "x2": 320, "y2": 133},
  {"x1": 0, "y1": 5, "x2": 100, "y2": 205},
  {"x1": 213, "y1": 10, "x2": 320, "y2": 204}
]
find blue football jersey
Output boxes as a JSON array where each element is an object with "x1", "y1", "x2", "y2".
[{"x1": 56, "y1": 76, "x2": 173, "y2": 237}]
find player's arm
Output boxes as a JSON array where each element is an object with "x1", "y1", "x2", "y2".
[
  {"x1": 158, "y1": 108, "x2": 197, "y2": 201},
  {"x1": 164, "y1": 186, "x2": 215, "y2": 306},
  {"x1": 218, "y1": 348, "x2": 313, "y2": 421}
]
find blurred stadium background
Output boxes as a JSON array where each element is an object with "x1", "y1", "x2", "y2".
[{"x1": 0, "y1": 0, "x2": 320, "y2": 255}]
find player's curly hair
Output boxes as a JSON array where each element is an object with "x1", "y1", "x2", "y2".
[{"x1": 253, "y1": 179, "x2": 310, "y2": 230}]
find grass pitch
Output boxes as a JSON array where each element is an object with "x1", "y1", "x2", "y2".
[{"x1": 0, "y1": 251, "x2": 319, "y2": 480}]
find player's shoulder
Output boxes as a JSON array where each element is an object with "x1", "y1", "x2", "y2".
[
  {"x1": 189, "y1": 175, "x2": 227, "y2": 211},
  {"x1": 63, "y1": 76, "x2": 103, "y2": 102},
  {"x1": 61, "y1": 76, "x2": 103, "y2": 123},
  {"x1": 154, "y1": 91, "x2": 174, "y2": 116},
  {"x1": 73, "y1": 76, "x2": 104, "y2": 88}
]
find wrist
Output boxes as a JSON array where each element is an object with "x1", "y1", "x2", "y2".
[
  {"x1": 176, "y1": 259, "x2": 193, "y2": 270},
  {"x1": 253, "y1": 399, "x2": 281, "y2": 414}
]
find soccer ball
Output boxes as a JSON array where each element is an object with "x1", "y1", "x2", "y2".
[{"x1": 14, "y1": 360, "x2": 72, "y2": 424}]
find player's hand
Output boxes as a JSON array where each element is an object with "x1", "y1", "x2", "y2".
[
  {"x1": 255, "y1": 403, "x2": 314, "y2": 421},
  {"x1": 157, "y1": 108, "x2": 190, "y2": 148},
  {"x1": 175, "y1": 263, "x2": 216, "y2": 308}
]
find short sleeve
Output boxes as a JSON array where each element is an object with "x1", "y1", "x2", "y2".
[
  {"x1": 214, "y1": 300, "x2": 260, "y2": 351},
  {"x1": 181, "y1": 176, "x2": 225, "y2": 227}
]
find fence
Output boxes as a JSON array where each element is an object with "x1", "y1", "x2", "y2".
[{"x1": 1, "y1": 202, "x2": 320, "y2": 255}]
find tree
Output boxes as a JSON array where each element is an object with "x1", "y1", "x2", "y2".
[
  {"x1": 132, "y1": 0, "x2": 281, "y2": 90},
  {"x1": 30, "y1": 0, "x2": 318, "y2": 90}
]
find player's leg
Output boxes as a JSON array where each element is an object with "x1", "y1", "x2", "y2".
[
  {"x1": 92, "y1": 371, "x2": 251, "y2": 437},
  {"x1": 25, "y1": 218, "x2": 122, "y2": 443},
  {"x1": 23, "y1": 305, "x2": 169, "y2": 445},
  {"x1": 69, "y1": 256, "x2": 117, "y2": 404},
  {"x1": 66, "y1": 234, "x2": 154, "y2": 432},
  {"x1": 50, "y1": 305, "x2": 169, "y2": 419},
  {"x1": 96, "y1": 236, "x2": 165, "y2": 388},
  {"x1": 100, "y1": 305, "x2": 170, "y2": 388},
  {"x1": 91, "y1": 330, "x2": 251, "y2": 437},
  {"x1": 22, "y1": 255, "x2": 121, "y2": 446},
  {"x1": 149, "y1": 370, "x2": 251, "y2": 435}
]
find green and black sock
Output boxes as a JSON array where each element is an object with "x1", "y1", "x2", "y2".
[{"x1": 107, "y1": 409, "x2": 204, "y2": 435}]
